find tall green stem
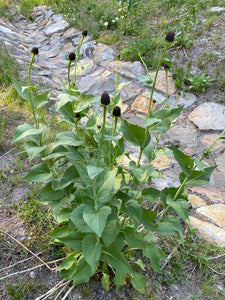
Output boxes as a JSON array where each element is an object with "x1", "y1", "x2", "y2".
[
  {"x1": 148, "y1": 44, "x2": 169, "y2": 117},
  {"x1": 28, "y1": 53, "x2": 38, "y2": 128},
  {"x1": 97, "y1": 106, "x2": 107, "y2": 167},
  {"x1": 165, "y1": 68, "x2": 169, "y2": 108},
  {"x1": 74, "y1": 35, "x2": 85, "y2": 87}
]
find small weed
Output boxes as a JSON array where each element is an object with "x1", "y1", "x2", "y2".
[{"x1": 187, "y1": 73, "x2": 211, "y2": 92}]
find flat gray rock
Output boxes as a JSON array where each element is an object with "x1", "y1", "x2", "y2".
[{"x1": 188, "y1": 102, "x2": 225, "y2": 130}]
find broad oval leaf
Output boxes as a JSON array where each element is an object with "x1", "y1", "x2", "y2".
[{"x1": 23, "y1": 163, "x2": 51, "y2": 182}]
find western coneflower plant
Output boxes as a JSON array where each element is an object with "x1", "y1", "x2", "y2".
[{"x1": 12, "y1": 30, "x2": 222, "y2": 294}]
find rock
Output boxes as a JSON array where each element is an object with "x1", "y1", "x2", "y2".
[
  {"x1": 195, "y1": 204, "x2": 225, "y2": 228},
  {"x1": 189, "y1": 194, "x2": 207, "y2": 209},
  {"x1": 188, "y1": 102, "x2": 225, "y2": 130},
  {"x1": 209, "y1": 7, "x2": 225, "y2": 13},
  {"x1": 215, "y1": 153, "x2": 225, "y2": 173},
  {"x1": 152, "y1": 156, "x2": 172, "y2": 171},
  {"x1": 201, "y1": 134, "x2": 225, "y2": 155},
  {"x1": 149, "y1": 70, "x2": 176, "y2": 96},
  {"x1": 163, "y1": 124, "x2": 198, "y2": 150},
  {"x1": 93, "y1": 43, "x2": 115, "y2": 64},
  {"x1": 120, "y1": 83, "x2": 143, "y2": 103},
  {"x1": 107, "y1": 60, "x2": 145, "y2": 81},
  {"x1": 44, "y1": 19, "x2": 69, "y2": 36},
  {"x1": 189, "y1": 216, "x2": 225, "y2": 247},
  {"x1": 130, "y1": 92, "x2": 157, "y2": 115},
  {"x1": 167, "y1": 92, "x2": 197, "y2": 108},
  {"x1": 189, "y1": 187, "x2": 224, "y2": 204}
]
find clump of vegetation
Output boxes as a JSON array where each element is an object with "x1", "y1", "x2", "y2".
[{"x1": 10, "y1": 29, "x2": 225, "y2": 296}]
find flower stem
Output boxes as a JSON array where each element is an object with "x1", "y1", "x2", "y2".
[{"x1": 97, "y1": 106, "x2": 107, "y2": 166}]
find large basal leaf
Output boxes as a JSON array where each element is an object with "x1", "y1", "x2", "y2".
[
  {"x1": 40, "y1": 182, "x2": 64, "y2": 203},
  {"x1": 172, "y1": 144, "x2": 194, "y2": 176},
  {"x1": 141, "y1": 208, "x2": 157, "y2": 229},
  {"x1": 56, "y1": 231, "x2": 84, "y2": 251},
  {"x1": 82, "y1": 234, "x2": 102, "y2": 272},
  {"x1": 95, "y1": 169, "x2": 117, "y2": 203},
  {"x1": 70, "y1": 205, "x2": 93, "y2": 233},
  {"x1": 131, "y1": 272, "x2": 145, "y2": 294},
  {"x1": 102, "y1": 220, "x2": 121, "y2": 247},
  {"x1": 102, "y1": 245, "x2": 132, "y2": 275},
  {"x1": 142, "y1": 187, "x2": 160, "y2": 202},
  {"x1": 62, "y1": 257, "x2": 94, "y2": 285},
  {"x1": 143, "y1": 244, "x2": 166, "y2": 273},
  {"x1": 121, "y1": 119, "x2": 150, "y2": 148},
  {"x1": 83, "y1": 206, "x2": 111, "y2": 237},
  {"x1": 137, "y1": 114, "x2": 161, "y2": 128},
  {"x1": 122, "y1": 199, "x2": 143, "y2": 229},
  {"x1": 12, "y1": 123, "x2": 45, "y2": 143},
  {"x1": 52, "y1": 166, "x2": 79, "y2": 191},
  {"x1": 123, "y1": 228, "x2": 146, "y2": 249},
  {"x1": 166, "y1": 195, "x2": 190, "y2": 221},
  {"x1": 52, "y1": 132, "x2": 83, "y2": 149},
  {"x1": 23, "y1": 163, "x2": 51, "y2": 182},
  {"x1": 58, "y1": 102, "x2": 75, "y2": 125},
  {"x1": 25, "y1": 142, "x2": 47, "y2": 161},
  {"x1": 60, "y1": 252, "x2": 78, "y2": 271},
  {"x1": 154, "y1": 215, "x2": 183, "y2": 239}
]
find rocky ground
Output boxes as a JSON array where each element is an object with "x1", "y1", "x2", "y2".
[{"x1": 0, "y1": 5, "x2": 225, "y2": 300}]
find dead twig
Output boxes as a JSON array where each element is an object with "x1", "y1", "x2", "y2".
[{"x1": 0, "y1": 229, "x2": 52, "y2": 270}]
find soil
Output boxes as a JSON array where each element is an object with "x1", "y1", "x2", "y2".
[{"x1": 0, "y1": 5, "x2": 225, "y2": 300}]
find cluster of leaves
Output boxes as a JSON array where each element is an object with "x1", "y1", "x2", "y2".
[{"x1": 12, "y1": 33, "x2": 217, "y2": 293}]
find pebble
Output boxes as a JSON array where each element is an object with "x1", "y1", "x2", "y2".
[{"x1": 0, "y1": 6, "x2": 225, "y2": 247}]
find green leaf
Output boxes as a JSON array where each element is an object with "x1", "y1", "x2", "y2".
[
  {"x1": 55, "y1": 208, "x2": 72, "y2": 223},
  {"x1": 74, "y1": 94, "x2": 98, "y2": 113},
  {"x1": 141, "y1": 208, "x2": 157, "y2": 229},
  {"x1": 123, "y1": 228, "x2": 145, "y2": 249},
  {"x1": 180, "y1": 166, "x2": 217, "y2": 188},
  {"x1": 156, "y1": 146, "x2": 174, "y2": 157},
  {"x1": 56, "y1": 231, "x2": 84, "y2": 251},
  {"x1": 12, "y1": 79, "x2": 29, "y2": 100},
  {"x1": 102, "y1": 245, "x2": 132, "y2": 275},
  {"x1": 33, "y1": 90, "x2": 51, "y2": 109},
  {"x1": 172, "y1": 144, "x2": 194, "y2": 176},
  {"x1": 166, "y1": 195, "x2": 190, "y2": 221},
  {"x1": 131, "y1": 272, "x2": 145, "y2": 294},
  {"x1": 25, "y1": 142, "x2": 47, "y2": 161},
  {"x1": 70, "y1": 205, "x2": 92, "y2": 233},
  {"x1": 121, "y1": 119, "x2": 150, "y2": 148},
  {"x1": 86, "y1": 165, "x2": 104, "y2": 180},
  {"x1": 40, "y1": 182, "x2": 64, "y2": 203},
  {"x1": 129, "y1": 161, "x2": 163, "y2": 182},
  {"x1": 142, "y1": 187, "x2": 160, "y2": 202},
  {"x1": 95, "y1": 169, "x2": 117, "y2": 203},
  {"x1": 143, "y1": 244, "x2": 166, "y2": 272},
  {"x1": 150, "y1": 106, "x2": 183, "y2": 134},
  {"x1": 56, "y1": 93, "x2": 77, "y2": 110},
  {"x1": 135, "y1": 73, "x2": 153, "y2": 86},
  {"x1": 66, "y1": 257, "x2": 94, "y2": 285},
  {"x1": 102, "y1": 220, "x2": 121, "y2": 247},
  {"x1": 82, "y1": 234, "x2": 102, "y2": 272},
  {"x1": 23, "y1": 163, "x2": 51, "y2": 182},
  {"x1": 57, "y1": 101, "x2": 75, "y2": 125},
  {"x1": 12, "y1": 124, "x2": 45, "y2": 143},
  {"x1": 101, "y1": 273, "x2": 110, "y2": 292},
  {"x1": 60, "y1": 253, "x2": 78, "y2": 271},
  {"x1": 52, "y1": 166, "x2": 79, "y2": 190},
  {"x1": 154, "y1": 215, "x2": 183, "y2": 239},
  {"x1": 122, "y1": 199, "x2": 142, "y2": 229},
  {"x1": 137, "y1": 114, "x2": 161, "y2": 128},
  {"x1": 83, "y1": 206, "x2": 111, "y2": 237},
  {"x1": 52, "y1": 132, "x2": 83, "y2": 149}
]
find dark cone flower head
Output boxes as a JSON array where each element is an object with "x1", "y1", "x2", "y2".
[
  {"x1": 165, "y1": 30, "x2": 175, "y2": 42},
  {"x1": 116, "y1": 54, "x2": 120, "y2": 60},
  {"x1": 161, "y1": 62, "x2": 170, "y2": 69},
  {"x1": 112, "y1": 106, "x2": 121, "y2": 117},
  {"x1": 89, "y1": 151, "x2": 94, "y2": 157},
  {"x1": 74, "y1": 112, "x2": 81, "y2": 118},
  {"x1": 69, "y1": 52, "x2": 76, "y2": 61},
  {"x1": 31, "y1": 47, "x2": 39, "y2": 55},
  {"x1": 82, "y1": 29, "x2": 88, "y2": 37},
  {"x1": 101, "y1": 91, "x2": 110, "y2": 105}
]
